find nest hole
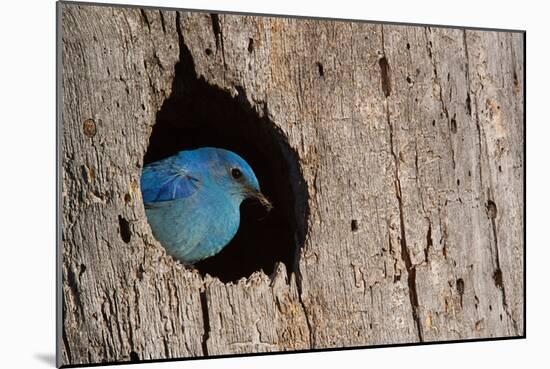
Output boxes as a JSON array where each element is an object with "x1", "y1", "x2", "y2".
[{"x1": 143, "y1": 37, "x2": 308, "y2": 283}]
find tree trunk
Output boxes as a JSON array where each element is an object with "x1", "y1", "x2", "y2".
[{"x1": 59, "y1": 3, "x2": 524, "y2": 366}]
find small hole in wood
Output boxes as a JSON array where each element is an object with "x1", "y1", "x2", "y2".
[
  {"x1": 378, "y1": 56, "x2": 391, "y2": 97},
  {"x1": 351, "y1": 219, "x2": 359, "y2": 232},
  {"x1": 493, "y1": 268, "x2": 503, "y2": 288},
  {"x1": 450, "y1": 117, "x2": 457, "y2": 133},
  {"x1": 79, "y1": 263, "x2": 87, "y2": 278},
  {"x1": 316, "y1": 61, "x2": 324, "y2": 77},
  {"x1": 118, "y1": 215, "x2": 131, "y2": 243},
  {"x1": 487, "y1": 200, "x2": 497, "y2": 219},
  {"x1": 456, "y1": 278, "x2": 465, "y2": 295}
]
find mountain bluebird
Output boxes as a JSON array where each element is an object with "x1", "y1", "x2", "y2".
[{"x1": 141, "y1": 147, "x2": 271, "y2": 264}]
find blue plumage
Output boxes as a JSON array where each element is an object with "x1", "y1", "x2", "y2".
[{"x1": 141, "y1": 147, "x2": 271, "y2": 264}]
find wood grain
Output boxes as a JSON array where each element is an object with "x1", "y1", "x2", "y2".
[{"x1": 59, "y1": 3, "x2": 524, "y2": 366}]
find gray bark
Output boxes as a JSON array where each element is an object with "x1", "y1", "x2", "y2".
[{"x1": 59, "y1": 3, "x2": 524, "y2": 366}]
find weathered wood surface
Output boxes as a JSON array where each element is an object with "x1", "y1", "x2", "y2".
[{"x1": 60, "y1": 3, "x2": 524, "y2": 366}]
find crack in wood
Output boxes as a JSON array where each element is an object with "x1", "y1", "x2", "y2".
[
  {"x1": 139, "y1": 9, "x2": 151, "y2": 32},
  {"x1": 382, "y1": 26, "x2": 423, "y2": 342},
  {"x1": 62, "y1": 312, "x2": 73, "y2": 363},
  {"x1": 463, "y1": 31, "x2": 472, "y2": 116},
  {"x1": 379, "y1": 26, "x2": 392, "y2": 97},
  {"x1": 472, "y1": 66, "x2": 519, "y2": 333},
  {"x1": 424, "y1": 28, "x2": 456, "y2": 170},
  {"x1": 424, "y1": 221, "x2": 433, "y2": 263},
  {"x1": 487, "y1": 191, "x2": 519, "y2": 333},
  {"x1": 379, "y1": 57, "x2": 391, "y2": 97},
  {"x1": 199, "y1": 290, "x2": 211, "y2": 356},
  {"x1": 385, "y1": 101, "x2": 424, "y2": 342},
  {"x1": 294, "y1": 268, "x2": 315, "y2": 348},
  {"x1": 66, "y1": 266, "x2": 84, "y2": 317},
  {"x1": 210, "y1": 13, "x2": 227, "y2": 70},
  {"x1": 158, "y1": 10, "x2": 166, "y2": 34},
  {"x1": 473, "y1": 97, "x2": 484, "y2": 190}
]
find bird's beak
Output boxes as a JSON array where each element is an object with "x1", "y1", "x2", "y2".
[{"x1": 250, "y1": 190, "x2": 273, "y2": 212}]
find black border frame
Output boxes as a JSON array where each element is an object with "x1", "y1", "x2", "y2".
[{"x1": 56, "y1": 1, "x2": 527, "y2": 367}]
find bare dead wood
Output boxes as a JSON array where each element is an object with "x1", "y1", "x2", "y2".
[{"x1": 60, "y1": 3, "x2": 524, "y2": 366}]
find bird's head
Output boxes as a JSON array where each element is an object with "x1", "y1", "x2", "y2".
[{"x1": 206, "y1": 148, "x2": 272, "y2": 211}]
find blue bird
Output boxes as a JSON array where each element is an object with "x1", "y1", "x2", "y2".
[{"x1": 141, "y1": 147, "x2": 272, "y2": 264}]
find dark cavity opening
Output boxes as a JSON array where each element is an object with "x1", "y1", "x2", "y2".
[
  {"x1": 378, "y1": 56, "x2": 391, "y2": 97},
  {"x1": 316, "y1": 62, "x2": 324, "y2": 77},
  {"x1": 118, "y1": 215, "x2": 131, "y2": 243},
  {"x1": 129, "y1": 351, "x2": 140, "y2": 362},
  {"x1": 143, "y1": 22, "x2": 308, "y2": 283}
]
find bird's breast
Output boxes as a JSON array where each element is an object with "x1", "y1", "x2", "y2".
[{"x1": 145, "y1": 190, "x2": 241, "y2": 264}]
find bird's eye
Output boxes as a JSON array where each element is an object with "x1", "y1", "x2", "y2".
[{"x1": 231, "y1": 168, "x2": 243, "y2": 179}]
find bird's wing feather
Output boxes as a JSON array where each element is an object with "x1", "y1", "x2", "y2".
[{"x1": 141, "y1": 157, "x2": 200, "y2": 204}]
